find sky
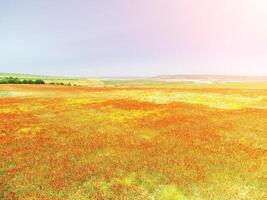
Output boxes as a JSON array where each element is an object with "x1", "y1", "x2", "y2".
[{"x1": 0, "y1": 0, "x2": 267, "y2": 77}]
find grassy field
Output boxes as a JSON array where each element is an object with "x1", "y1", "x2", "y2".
[{"x1": 0, "y1": 82, "x2": 267, "y2": 199}]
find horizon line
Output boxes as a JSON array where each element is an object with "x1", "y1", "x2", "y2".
[{"x1": 1, "y1": 72, "x2": 267, "y2": 79}]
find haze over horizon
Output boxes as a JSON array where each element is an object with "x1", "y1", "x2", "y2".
[{"x1": 1, "y1": 0, "x2": 267, "y2": 76}]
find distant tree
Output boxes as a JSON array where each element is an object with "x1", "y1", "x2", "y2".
[
  {"x1": 22, "y1": 79, "x2": 28, "y2": 84},
  {"x1": 34, "y1": 79, "x2": 45, "y2": 84},
  {"x1": 28, "y1": 79, "x2": 34, "y2": 84}
]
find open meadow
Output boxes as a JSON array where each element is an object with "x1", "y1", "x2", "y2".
[{"x1": 0, "y1": 82, "x2": 267, "y2": 199}]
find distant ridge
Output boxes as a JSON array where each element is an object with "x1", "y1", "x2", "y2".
[
  {"x1": 1, "y1": 72, "x2": 267, "y2": 82},
  {"x1": 0, "y1": 72, "x2": 69, "y2": 79},
  {"x1": 154, "y1": 74, "x2": 267, "y2": 82}
]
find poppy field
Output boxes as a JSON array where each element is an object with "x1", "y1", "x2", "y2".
[{"x1": 0, "y1": 83, "x2": 266, "y2": 199}]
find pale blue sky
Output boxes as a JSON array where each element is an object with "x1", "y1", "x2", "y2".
[{"x1": 1, "y1": 0, "x2": 267, "y2": 76}]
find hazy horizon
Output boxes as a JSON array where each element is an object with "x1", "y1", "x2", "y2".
[{"x1": 1, "y1": 0, "x2": 267, "y2": 76}]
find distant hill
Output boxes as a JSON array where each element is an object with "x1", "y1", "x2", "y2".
[
  {"x1": 1, "y1": 72, "x2": 267, "y2": 83},
  {"x1": 0, "y1": 72, "x2": 64, "y2": 79},
  {"x1": 154, "y1": 74, "x2": 267, "y2": 82}
]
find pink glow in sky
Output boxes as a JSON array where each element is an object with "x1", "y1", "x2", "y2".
[{"x1": 0, "y1": 0, "x2": 267, "y2": 76}]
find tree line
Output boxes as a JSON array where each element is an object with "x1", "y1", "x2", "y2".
[{"x1": 0, "y1": 77, "x2": 45, "y2": 84}]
